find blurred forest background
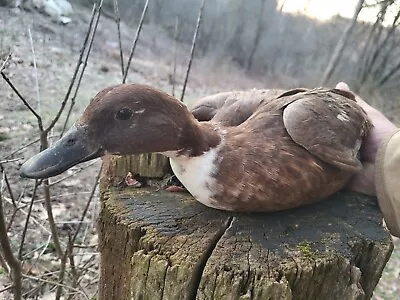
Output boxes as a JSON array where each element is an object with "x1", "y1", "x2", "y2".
[
  {"x1": 1, "y1": 0, "x2": 400, "y2": 299},
  {"x1": 82, "y1": 0, "x2": 400, "y2": 115}
]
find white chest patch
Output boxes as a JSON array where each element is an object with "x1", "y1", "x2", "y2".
[{"x1": 166, "y1": 146, "x2": 222, "y2": 209}]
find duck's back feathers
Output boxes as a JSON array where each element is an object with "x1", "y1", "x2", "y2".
[
  {"x1": 190, "y1": 91, "x2": 234, "y2": 122},
  {"x1": 281, "y1": 88, "x2": 371, "y2": 172},
  {"x1": 191, "y1": 89, "x2": 286, "y2": 126},
  {"x1": 192, "y1": 88, "x2": 371, "y2": 173}
]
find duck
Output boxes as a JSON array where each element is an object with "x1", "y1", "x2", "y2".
[{"x1": 20, "y1": 84, "x2": 372, "y2": 212}]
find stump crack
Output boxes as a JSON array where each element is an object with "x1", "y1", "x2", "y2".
[
  {"x1": 159, "y1": 256, "x2": 171, "y2": 300},
  {"x1": 186, "y1": 216, "x2": 234, "y2": 300}
]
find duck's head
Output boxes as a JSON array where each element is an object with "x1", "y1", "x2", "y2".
[{"x1": 20, "y1": 84, "x2": 207, "y2": 179}]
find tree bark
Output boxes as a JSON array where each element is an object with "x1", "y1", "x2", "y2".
[{"x1": 97, "y1": 155, "x2": 393, "y2": 300}]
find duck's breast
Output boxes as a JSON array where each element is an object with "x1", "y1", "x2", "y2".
[{"x1": 169, "y1": 144, "x2": 223, "y2": 209}]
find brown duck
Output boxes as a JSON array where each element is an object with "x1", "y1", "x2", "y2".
[{"x1": 20, "y1": 84, "x2": 372, "y2": 212}]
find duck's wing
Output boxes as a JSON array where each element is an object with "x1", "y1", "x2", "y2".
[
  {"x1": 190, "y1": 91, "x2": 234, "y2": 121},
  {"x1": 281, "y1": 88, "x2": 372, "y2": 172},
  {"x1": 191, "y1": 89, "x2": 285, "y2": 126}
]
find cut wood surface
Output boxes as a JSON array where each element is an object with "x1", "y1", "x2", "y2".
[
  {"x1": 98, "y1": 183, "x2": 393, "y2": 300},
  {"x1": 105, "y1": 153, "x2": 170, "y2": 179}
]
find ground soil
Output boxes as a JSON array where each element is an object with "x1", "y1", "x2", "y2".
[{"x1": 0, "y1": 3, "x2": 398, "y2": 299}]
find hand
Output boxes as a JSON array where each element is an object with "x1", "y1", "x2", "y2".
[{"x1": 335, "y1": 82, "x2": 397, "y2": 196}]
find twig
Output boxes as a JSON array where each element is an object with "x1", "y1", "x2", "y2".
[
  {"x1": 66, "y1": 235, "x2": 78, "y2": 300},
  {"x1": 75, "y1": 255, "x2": 98, "y2": 285},
  {"x1": 22, "y1": 274, "x2": 89, "y2": 300},
  {"x1": 32, "y1": 3, "x2": 104, "y2": 275},
  {"x1": 2, "y1": 50, "x2": 68, "y2": 266},
  {"x1": 33, "y1": 191, "x2": 92, "y2": 204},
  {"x1": 180, "y1": 0, "x2": 205, "y2": 102},
  {"x1": 55, "y1": 251, "x2": 68, "y2": 300},
  {"x1": 22, "y1": 234, "x2": 51, "y2": 260},
  {"x1": 60, "y1": 1, "x2": 104, "y2": 136},
  {"x1": 0, "y1": 72, "x2": 43, "y2": 132},
  {"x1": 55, "y1": 166, "x2": 100, "y2": 299},
  {"x1": 0, "y1": 164, "x2": 16, "y2": 207},
  {"x1": 0, "y1": 167, "x2": 22, "y2": 300},
  {"x1": 18, "y1": 181, "x2": 39, "y2": 260},
  {"x1": 172, "y1": 16, "x2": 179, "y2": 97},
  {"x1": 49, "y1": 160, "x2": 99, "y2": 187},
  {"x1": 71, "y1": 166, "x2": 101, "y2": 247},
  {"x1": 0, "y1": 158, "x2": 23, "y2": 164},
  {"x1": 73, "y1": 244, "x2": 98, "y2": 249},
  {"x1": 28, "y1": 28, "x2": 41, "y2": 115},
  {"x1": 0, "y1": 53, "x2": 11, "y2": 73},
  {"x1": 43, "y1": 180, "x2": 63, "y2": 259},
  {"x1": 76, "y1": 253, "x2": 97, "y2": 274},
  {"x1": 2, "y1": 197, "x2": 50, "y2": 234},
  {"x1": 6, "y1": 185, "x2": 27, "y2": 232},
  {"x1": 0, "y1": 249, "x2": 10, "y2": 273},
  {"x1": 114, "y1": 0, "x2": 125, "y2": 77},
  {"x1": 70, "y1": 252, "x2": 99, "y2": 257},
  {"x1": 2, "y1": 134, "x2": 58, "y2": 160},
  {"x1": 0, "y1": 284, "x2": 14, "y2": 293},
  {"x1": 49, "y1": 3, "x2": 99, "y2": 136},
  {"x1": 122, "y1": 0, "x2": 149, "y2": 83}
]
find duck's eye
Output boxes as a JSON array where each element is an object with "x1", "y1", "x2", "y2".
[{"x1": 116, "y1": 108, "x2": 133, "y2": 120}]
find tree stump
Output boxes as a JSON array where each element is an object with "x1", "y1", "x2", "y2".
[
  {"x1": 98, "y1": 156, "x2": 393, "y2": 300},
  {"x1": 107, "y1": 153, "x2": 169, "y2": 178}
]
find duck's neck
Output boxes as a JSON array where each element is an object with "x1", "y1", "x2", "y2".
[
  {"x1": 179, "y1": 121, "x2": 222, "y2": 157},
  {"x1": 158, "y1": 105, "x2": 221, "y2": 159}
]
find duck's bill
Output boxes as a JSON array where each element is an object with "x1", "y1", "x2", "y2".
[{"x1": 20, "y1": 124, "x2": 103, "y2": 179}]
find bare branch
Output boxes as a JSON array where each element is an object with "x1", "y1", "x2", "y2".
[
  {"x1": 0, "y1": 165, "x2": 16, "y2": 207},
  {"x1": 378, "y1": 57, "x2": 400, "y2": 86},
  {"x1": 48, "y1": 2, "x2": 101, "y2": 136},
  {"x1": 2, "y1": 196, "x2": 49, "y2": 234},
  {"x1": 123, "y1": 0, "x2": 149, "y2": 83},
  {"x1": 6, "y1": 185, "x2": 27, "y2": 232},
  {"x1": 22, "y1": 274, "x2": 89, "y2": 300},
  {"x1": 246, "y1": 0, "x2": 266, "y2": 71},
  {"x1": 0, "y1": 284, "x2": 14, "y2": 294},
  {"x1": 66, "y1": 235, "x2": 78, "y2": 300},
  {"x1": 28, "y1": 28, "x2": 41, "y2": 115},
  {"x1": 356, "y1": 2, "x2": 390, "y2": 89},
  {"x1": 0, "y1": 52, "x2": 11, "y2": 73},
  {"x1": 0, "y1": 166, "x2": 22, "y2": 300},
  {"x1": 172, "y1": 16, "x2": 179, "y2": 97},
  {"x1": 363, "y1": 7, "x2": 400, "y2": 83},
  {"x1": 2, "y1": 134, "x2": 58, "y2": 161},
  {"x1": 55, "y1": 165, "x2": 100, "y2": 298},
  {"x1": 18, "y1": 181, "x2": 38, "y2": 260},
  {"x1": 55, "y1": 249, "x2": 68, "y2": 300},
  {"x1": 1, "y1": 72, "x2": 43, "y2": 132},
  {"x1": 180, "y1": 0, "x2": 206, "y2": 102},
  {"x1": 61, "y1": 2, "x2": 104, "y2": 136},
  {"x1": 43, "y1": 180, "x2": 62, "y2": 259},
  {"x1": 320, "y1": 0, "x2": 365, "y2": 85},
  {"x1": 114, "y1": 0, "x2": 125, "y2": 77},
  {"x1": 49, "y1": 160, "x2": 98, "y2": 187},
  {"x1": 71, "y1": 166, "x2": 101, "y2": 246},
  {"x1": 0, "y1": 158, "x2": 22, "y2": 165}
]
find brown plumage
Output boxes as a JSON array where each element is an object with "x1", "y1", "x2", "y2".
[
  {"x1": 190, "y1": 87, "x2": 372, "y2": 211},
  {"x1": 20, "y1": 84, "x2": 372, "y2": 212}
]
